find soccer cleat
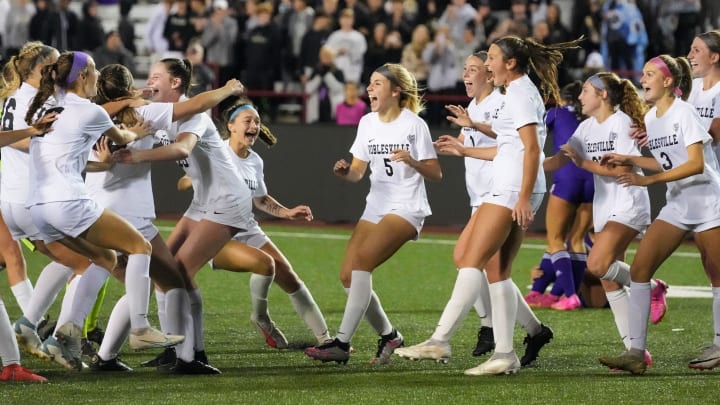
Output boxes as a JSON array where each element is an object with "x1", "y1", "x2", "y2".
[
  {"x1": 13, "y1": 316, "x2": 50, "y2": 361},
  {"x1": 0, "y1": 364, "x2": 47, "y2": 383},
  {"x1": 194, "y1": 350, "x2": 209, "y2": 365},
  {"x1": 520, "y1": 324, "x2": 553, "y2": 367},
  {"x1": 650, "y1": 279, "x2": 668, "y2": 324},
  {"x1": 252, "y1": 316, "x2": 289, "y2": 349},
  {"x1": 89, "y1": 355, "x2": 133, "y2": 372},
  {"x1": 535, "y1": 294, "x2": 560, "y2": 308},
  {"x1": 140, "y1": 347, "x2": 176, "y2": 368},
  {"x1": 36, "y1": 317, "x2": 57, "y2": 342},
  {"x1": 599, "y1": 348, "x2": 647, "y2": 374},
  {"x1": 56, "y1": 322, "x2": 83, "y2": 364},
  {"x1": 81, "y1": 338, "x2": 98, "y2": 358},
  {"x1": 550, "y1": 294, "x2": 582, "y2": 311},
  {"x1": 42, "y1": 336, "x2": 82, "y2": 371},
  {"x1": 128, "y1": 326, "x2": 184, "y2": 351},
  {"x1": 688, "y1": 344, "x2": 720, "y2": 370},
  {"x1": 395, "y1": 339, "x2": 450, "y2": 363},
  {"x1": 86, "y1": 326, "x2": 105, "y2": 345},
  {"x1": 524, "y1": 291, "x2": 545, "y2": 307},
  {"x1": 165, "y1": 359, "x2": 222, "y2": 375},
  {"x1": 472, "y1": 326, "x2": 495, "y2": 357},
  {"x1": 371, "y1": 329, "x2": 404, "y2": 364},
  {"x1": 464, "y1": 352, "x2": 521, "y2": 376},
  {"x1": 305, "y1": 338, "x2": 350, "y2": 364},
  {"x1": 611, "y1": 349, "x2": 653, "y2": 372}
]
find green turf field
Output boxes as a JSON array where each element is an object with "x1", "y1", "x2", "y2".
[{"x1": 0, "y1": 221, "x2": 716, "y2": 404}]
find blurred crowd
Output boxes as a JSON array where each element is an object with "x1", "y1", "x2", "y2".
[{"x1": 0, "y1": 0, "x2": 718, "y2": 124}]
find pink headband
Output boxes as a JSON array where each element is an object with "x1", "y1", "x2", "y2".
[
  {"x1": 66, "y1": 52, "x2": 89, "y2": 85},
  {"x1": 649, "y1": 56, "x2": 682, "y2": 97}
]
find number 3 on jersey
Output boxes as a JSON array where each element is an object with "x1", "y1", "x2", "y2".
[
  {"x1": 383, "y1": 158, "x2": 394, "y2": 176},
  {"x1": 659, "y1": 152, "x2": 673, "y2": 170}
]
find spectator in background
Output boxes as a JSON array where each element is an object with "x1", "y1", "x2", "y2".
[
  {"x1": 299, "y1": 12, "x2": 332, "y2": 84},
  {"x1": 319, "y1": 0, "x2": 340, "y2": 30},
  {"x1": 365, "y1": 0, "x2": 388, "y2": 36},
  {"x1": 384, "y1": 30, "x2": 404, "y2": 63},
  {"x1": 436, "y1": 0, "x2": 477, "y2": 48},
  {"x1": 244, "y1": 1, "x2": 282, "y2": 120},
  {"x1": 601, "y1": 0, "x2": 647, "y2": 83},
  {"x1": 48, "y1": 0, "x2": 79, "y2": 51},
  {"x1": 144, "y1": 0, "x2": 172, "y2": 57},
  {"x1": 344, "y1": 0, "x2": 371, "y2": 35},
  {"x1": 336, "y1": 81, "x2": 366, "y2": 126},
  {"x1": 546, "y1": 3, "x2": 571, "y2": 44},
  {"x1": 77, "y1": 0, "x2": 105, "y2": 52},
  {"x1": 402, "y1": 24, "x2": 431, "y2": 89},
  {"x1": 474, "y1": 1, "x2": 497, "y2": 48},
  {"x1": 455, "y1": 21, "x2": 482, "y2": 92},
  {"x1": 118, "y1": 0, "x2": 137, "y2": 55},
  {"x1": 305, "y1": 45, "x2": 345, "y2": 124},
  {"x1": 533, "y1": 20, "x2": 550, "y2": 44},
  {"x1": 93, "y1": 30, "x2": 136, "y2": 75},
  {"x1": 185, "y1": 39, "x2": 216, "y2": 97},
  {"x1": 363, "y1": 22, "x2": 390, "y2": 84},
  {"x1": 326, "y1": 8, "x2": 367, "y2": 85},
  {"x1": 164, "y1": 0, "x2": 196, "y2": 55},
  {"x1": 387, "y1": 0, "x2": 414, "y2": 44},
  {"x1": 4, "y1": 0, "x2": 36, "y2": 57},
  {"x1": 279, "y1": 0, "x2": 314, "y2": 83},
  {"x1": 29, "y1": 0, "x2": 52, "y2": 46},
  {"x1": 423, "y1": 26, "x2": 458, "y2": 125},
  {"x1": 202, "y1": 0, "x2": 238, "y2": 85}
]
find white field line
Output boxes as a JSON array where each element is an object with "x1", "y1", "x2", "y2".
[{"x1": 157, "y1": 226, "x2": 709, "y2": 297}]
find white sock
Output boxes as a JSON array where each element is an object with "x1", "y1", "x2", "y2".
[
  {"x1": 97, "y1": 295, "x2": 129, "y2": 361},
  {"x1": 713, "y1": 287, "x2": 720, "y2": 347},
  {"x1": 364, "y1": 291, "x2": 393, "y2": 336},
  {"x1": 24, "y1": 262, "x2": 73, "y2": 325},
  {"x1": 68, "y1": 264, "x2": 110, "y2": 327},
  {"x1": 167, "y1": 289, "x2": 194, "y2": 362},
  {"x1": 0, "y1": 299, "x2": 20, "y2": 367},
  {"x1": 125, "y1": 254, "x2": 151, "y2": 330},
  {"x1": 601, "y1": 261, "x2": 631, "y2": 287},
  {"x1": 189, "y1": 288, "x2": 204, "y2": 352},
  {"x1": 513, "y1": 282, "x2": 541, "y2": 336},
  {"x1": 606, "y1": 288, "x2": 630, "y2": 349},
  {"x1": 155, "y1": 290, "x2": 167, "y2": 332},
  {"x1": 336, "y1": 270, "x2": 372, "y2": 343},
  {"x1": 249, "y1": 273, "x2": 274, "y2": 321},
  {"x1": 489, "y1": 279, "x2": 518, "y2": 354},
  {"x1": 431, "y1": 268, "x2": 484, "y2": 342},
  {"x1": 10, "y1": 278, "x2": 33, "y2": 314},
  {"x1": 288, "y1": 284, "x2": 330, "y2": 342},
  {"x1": 55, "y1": 275, "x2": 81, "y2": 333},
  {"x1": 478, "y1": 270, "x2": 493, "y2": 327},
  {"x1": 629, "y1": 282, "x2": 651, "y2": 351}
]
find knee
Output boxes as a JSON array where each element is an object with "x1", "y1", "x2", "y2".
[
  {"x1": 273, "y1": 261, "x2": 301, "y2": 291},
  {"x1": 126, "y1": 237, "x2": 152, "y2": 256},
  {"x1": 339, "y1": 272, "x2": 351, "y2": 288},
  {"x1": 586, "y1": 257, "x2": 609, "y2": 278}
]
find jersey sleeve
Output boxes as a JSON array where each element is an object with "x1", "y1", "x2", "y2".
[
  {"x1": 349, "y1": 115, "x2": 370, "y2": 162},
  {"x1": 87, "y1": 104, "x2": 115, "y2": 136},
  {"x1": 254, "y1": 154, "x2": 268, "y2": 197},
  {"x1": 681, "y1": 104, "x2": 713, "y2": 146},
  {"x1": 176, "y1": 113, "x2": 207, "y2": 140},
  {"x1": 139, "y1": 102, "x2": 174, "y2": 132},
  {"x1": 566, "y1": 128, "x2": 587, "y2": 161},
  {"x1": 613, "y1": 114, "x2": 640, "y2": 156},
  {"x1": 413, "y1": 117, "x2": 437, "y2": 161},
  {"x1": 508, "y1": 84, "x2": 539, "y2": 130}
]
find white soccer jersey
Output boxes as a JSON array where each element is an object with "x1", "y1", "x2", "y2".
[
  {"x1": 687, "y1": 78, "x2": 720, "y2": 163},
  {"x1": 490, "y1": 74, "x2": 546, "y2": 194},
  {"x1": 462, "y1": 88, "x2": 502, "y2": 207},
  {"x1": 162, "y1": 105, "x2": 251, "y2": 212},
  {"x1": 27, "y1": 93, "x2": 114, "y2": 206},
  {"x1": 350, "y1": 108, "x2": 436, "y2": 215},
  {"x1": 567, "y1": 111, "x2": 650, "y2": 232},
  {"x1": 85, "y1": 102, "x2": 174, "y2": 218},
  {"x1": 225, "y1": 140, "x2": 268, "y2": 198},
  {"x1": 644, "y1": 99, "x2": 720, "y2": 223},
  {"x1": 1, "y1": 83, "x2": 35, "y2": 204}
]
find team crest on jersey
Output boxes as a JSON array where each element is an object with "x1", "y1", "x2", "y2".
[
  {"x1": 407, "y1": 134, "x2": 415, "y2": 144},
  {"x1": 484, "y1": 111, "x2": 491, "y2": 121},
  {"x1": 673, "y1": 123, "x2": 679, "y2": 133},
  {"x1": 609, "y1": 131, "x2": 617, "y2": 142}
]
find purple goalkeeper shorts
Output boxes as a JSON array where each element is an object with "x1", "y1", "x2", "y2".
[{"x1": 550, "y1": 177, "x2": 594, "y2": 204}]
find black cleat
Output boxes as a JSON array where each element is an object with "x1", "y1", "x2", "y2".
[
  {"x1": 520, "y1": 324, "x2": 553, "y2": 367},
  {"x1": 305, "y1": 338, "x2": 351, "y2": 364},
  {"x1": 171, "y1": 359, "x2": 221, "y2": 375},
  {"x1": 472, "y1": 326, "x2": 495, "y2": 357},
  {"x1": 140, "y1": 347, "x2": 176, "y2": 368},
  {"x1": 81, "y1": 338, "x2": 98, "y2": 358},
  {"x1": 194, "y1": 350, "x2": 208, "y2": 364},
  {"x1": 90, "y1": 355, "x2": 133, "y2": 372},
  {"x1": 86, "y1": 327, "x2": 105, "y2": 346}
]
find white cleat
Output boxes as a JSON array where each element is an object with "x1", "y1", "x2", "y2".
[
  {"x1": 252, "y1": 316, "x2": 289, "y2": 349},
  {"x1": 689, "y1": 344, "x2": 720, "y2": 370},
  {"x1": 14, "y1": 316, "x2": 50, "y2": 361},
  {"x1": 395, "y1": 339, "x2": 451, "y2": 364},
  {"x1": 464, "y1": 352, "x2": 521, "y2": 376},
  {"x1": 42, "y1": 336, "x2": 82, "y2": 371},
  {"x1": 129, "y1": 326, "x2": 184, "y2": 351}
]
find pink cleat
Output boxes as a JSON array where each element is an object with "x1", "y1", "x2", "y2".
[
  {"x1": 650, "y1": 279, "x2": 668, "y2": 324},
  {"x1": 524, "y1": 291, "x2": 545, "y2": 307},
  {"x1": 550, "y1": 294, "x2": 581, "y2": 311},
  {"x1": 537, "y1": 294, "x2": 560, "y2": 308}
]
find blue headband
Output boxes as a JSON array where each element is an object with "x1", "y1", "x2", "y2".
[
  {"x1": 228, "y1": 104, "x2": 258, "y2": 123},
  {"x1": 66, "y1": 52, "x2": 89, "y2": 85},
  {"x1": 587, "y1": 74, "x2": 605, "y2": 91}
]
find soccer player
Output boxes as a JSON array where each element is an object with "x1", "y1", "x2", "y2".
[
  {"x1": 599, "y1": 55, "x2": 720, "y2": 374},
  {"x1": 24, "y1": 51, "x2": 184, "y2": 369},
  {"x1": 304, "y1": 63, "x2": 442, "y2": 365},
  {"x1": 546, "y1": 72, "x2": 657, "y2": 367}
]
